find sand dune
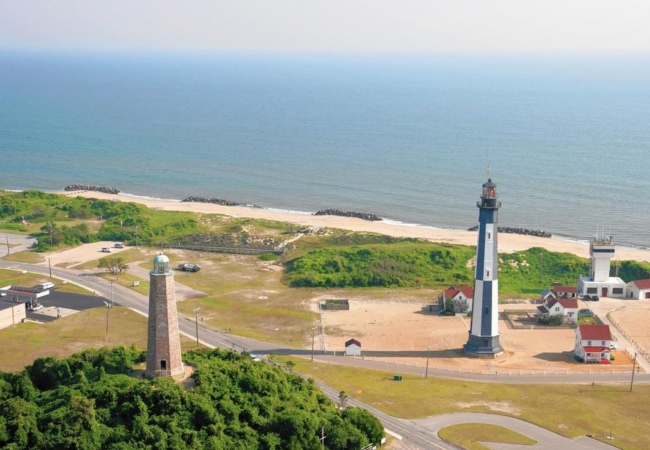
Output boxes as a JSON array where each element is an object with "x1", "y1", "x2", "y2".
[{"x1": 63, "y1": 190, "x2": 650, "y2": 262}]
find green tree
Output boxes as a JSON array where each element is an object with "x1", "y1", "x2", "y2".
[{"x1": 98, "y1": 257, "x2": 129, "y2": 277}]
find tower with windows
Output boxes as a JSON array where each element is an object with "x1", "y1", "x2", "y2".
[
  {"x1": 146, "y1": 254, "x2": 184, "y2": 378},
  {"x1": 464, "y1": 179, "x2": 504, "y2": 357}
]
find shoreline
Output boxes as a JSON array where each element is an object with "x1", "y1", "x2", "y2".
[{"x1": 54, "y1": 189, "x2": 650, "y2": 263}]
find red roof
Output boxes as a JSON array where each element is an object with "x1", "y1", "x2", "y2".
[
  {"x1": 583, "y1": 346, "x2": 609, "y2": 353},
  {"x1": 557, "y1": 298, "x2": 578, "y2": 309},
  {"x1": 632, "y1": 279, "x2": 650, "y2": 290},
  {"x1": 345, "y1": 339, "x2": 361, "y2": 347},
  {"x1": 579, "y1": 325, "x2": 612, "y2": 341},
  {"x1": 443, "y1": 286, "x2": 474, "y2": 300}
]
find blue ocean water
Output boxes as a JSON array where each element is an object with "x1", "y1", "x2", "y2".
[{"x1": 1, "y1": 51, "x2": 649, "y2": 247}]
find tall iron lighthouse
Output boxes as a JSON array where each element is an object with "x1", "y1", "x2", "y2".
[{"x1": 464, "y1": 179, "x2": 504, "y2": 357}]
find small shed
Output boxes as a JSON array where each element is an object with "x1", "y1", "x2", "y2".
[{"x1": 345, "y1": 338, "x2": 361, "y2": 356}]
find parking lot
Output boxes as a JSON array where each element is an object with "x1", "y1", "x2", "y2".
[{"x1": 26, "y1": 291, "x2": 107, "y2": 323}]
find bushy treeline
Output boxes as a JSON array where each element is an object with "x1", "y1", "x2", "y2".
[
  {"x1": 0, "y1": 191, "x2": 202, "y2": 251},
  {"x1": 0, "y1": 346, "x2": 383, "y2": 449},
  {"x1": 285, "y1": 242, "x2": 650, "y2": 295}
]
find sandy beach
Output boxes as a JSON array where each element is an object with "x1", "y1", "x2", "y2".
[{"x1": 63, "y1": 190, "x2": 650, "y2": 262}]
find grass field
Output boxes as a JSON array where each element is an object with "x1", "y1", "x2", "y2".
[
  {"x1": 0, "y1": 306, "x2": 204, "y2": 373},
  {"x1": 2, "y1": 250, "x2": 45, "y2": 264},
  {"x1": 438, "y1": 424, "x2": 537, "y2": 450},
  {"x1": 279, "y1": 357, "x2": 650, "y2": 450}
]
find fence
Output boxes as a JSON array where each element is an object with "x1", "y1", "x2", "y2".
[
  {"x1": 607, "y1": 312, "x2": 650, "y2": 363},
  {"x1": 162, "y1": 243, "x2": 285, "y2": 256}
]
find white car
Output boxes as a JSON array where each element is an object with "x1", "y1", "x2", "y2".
[
  {"x1": 609, "y1": 343, "x2": 618, "y2": 350},
  {"x1": 101, "y1": 247, "x2": 111, "y2": 253},
  {"x1": 28, "y1": 303, "x2": 43, "y2": 311}
]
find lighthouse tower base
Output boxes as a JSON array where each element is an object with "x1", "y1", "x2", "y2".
[{"x1": 464, "y1": 335, "x2": 504, "y2": 358}]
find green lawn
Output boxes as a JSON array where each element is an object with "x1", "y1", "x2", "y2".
[
  {"x1": 278, "y1": 357, "x2": 650, "y2": 450},
  {"x1": 2, "y1": 250, "x2": 45, "y2": 264},
  {"x1": 0, "y1": 306, "x2": 205, "y2": 373},
  {"x1": 439, "y1": 424, "x2": 537, "y2": 450}
]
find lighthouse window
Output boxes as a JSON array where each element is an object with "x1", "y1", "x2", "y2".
[
  {"x1": 487, "y1": 232, "x2": 491, "y2": 240},
  {"x1": 484, "y1": 306, "x2": 489, "y2": 315},
  {"x1": 486, "y1": 270, "x2": 490, "y2": 278}
]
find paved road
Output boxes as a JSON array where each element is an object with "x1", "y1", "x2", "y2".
[{"x1": 0, "y1": 258, "x2": 628, "y2": 450}]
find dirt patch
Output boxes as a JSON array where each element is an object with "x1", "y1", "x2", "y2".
[{"x1": 456, "y1": 401, "x2": 522, "y2": 416}]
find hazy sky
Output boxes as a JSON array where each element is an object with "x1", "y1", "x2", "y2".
[{"x1": 1, "y1": 0, "x2": 649, "y2": 54}]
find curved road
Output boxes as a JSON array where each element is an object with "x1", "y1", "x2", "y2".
[{"x1": 0, "y1": 257, "x2": 629, "y2": 449}]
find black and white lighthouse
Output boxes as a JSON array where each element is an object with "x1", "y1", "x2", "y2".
[{"x1": 464, "y1": 178, "x2": 504, "y2": 357}]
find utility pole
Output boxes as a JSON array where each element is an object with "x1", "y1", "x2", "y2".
[
  {"x1": 194, "y1": 307, "x2": 201, "y2": 347},
  {"x1": 5, "y1": 234, "x2": 9, "y2": 255},
  {"x1": 425, "y1": 346, "x2": 431, "y2": 378},
  {"x1": 630, "y1": 353, "x2": 637, "y2": 392},
  {"x1": 135, "y1": 225, "x2": 139, "y2": 248},
  {"x1": 48, "y1": 258, "x2": 52, "y2": 279},
  {"x1": 311, "y1": 327, "x2": 316, "y2": 361}
]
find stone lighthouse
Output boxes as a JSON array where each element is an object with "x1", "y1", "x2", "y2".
[
  {"x1": 146, "y1": 254, "x2": 184, "y2": 378},
  {"x1": 464, "y1": 179, "x2": 504, "y2": 357}
]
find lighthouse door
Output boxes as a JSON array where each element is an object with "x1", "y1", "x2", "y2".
[{"x1": 602, "y1": 288, "x2": 608, "y2": 297}]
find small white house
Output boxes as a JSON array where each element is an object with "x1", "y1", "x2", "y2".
[
  {"x1": 345, "y1": 339, "x2": 361, "y2": 356},
  {"x1": 440, "y1": 286, "x2": 474, "y2": 314},
  {"x1": 626, "y1": 279, "x2": 650, "y2": 300},
  {"x1": 574, "y1": 324, "x2": 612, "y2": 363},
  {"x1": 553, "y1": 285, "x2": 578, "y2": 298},
  {"x1": 537, "y1": 297, "x2": 579, "y2": 323}
]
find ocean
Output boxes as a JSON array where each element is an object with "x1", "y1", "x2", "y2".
[{"x1": 1, "y1": 51, "x2": 649, "y2": 247}]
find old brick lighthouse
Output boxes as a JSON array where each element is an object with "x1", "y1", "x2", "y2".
[
  {"x1": 464, "y1": 179, "x2": 504, "y2": 357},
  {"x1": 146, "y1": 254, "x2": 184, "y2": 378}
]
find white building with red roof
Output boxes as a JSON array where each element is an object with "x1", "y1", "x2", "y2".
[
  {"x1": 626, "y1": 279, "x2": 650, "y2": 300},
  {"x1": 537, "y1": 295, "x2": 579, "y2": 323},
  {"x1": 345, "y1": 338, "x2": 361, "y2": 356},
  {"x1": 439, "y1": 286, "x2": 474, "y2": 314},
  {"x1": 553, "y1": 285, "x2": 578, "y2": 298},
  {"x1": 574, "y1": 324, "x2": 612, "y2": 363}
]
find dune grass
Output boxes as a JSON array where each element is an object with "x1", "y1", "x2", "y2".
[
  {"x1": 439, "y1": 424, "x2": 537, "y2": 450},
  {"x1": 278, "y1": 357, "x2": 650, "y2": 450}
]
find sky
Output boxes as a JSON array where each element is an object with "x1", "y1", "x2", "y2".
[{"x1": 1, "y1": 0, "x2": 649, "y2": 54}]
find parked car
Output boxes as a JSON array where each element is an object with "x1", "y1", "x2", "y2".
[
  {"x1": 101, "y1": 247, "x2": 111, "y2": 253},
  {"x1": 0, "y1": 292, "x2": 6, "y2": 297},
  {"x1": 579, "y1": 309, "x2": 593, "y2": 317},
  {"x1": 609, "y1": 343, "x2": 618, "y2": 350},
  {"x1": 28, "y1": 303, "x2": 43, "y2": 311},
  {"x1": 114, "y1": 243, "x2": 124, "y2": 248},
  {"x1": 178, "y1": 263, "x2": 201, "y2": 272},
  {"x1": 591, "y1": 295, "x2": 600, "y2": 301},
  {"x1": 583, "y1": 295, "x2": 591, "y2": 300}
]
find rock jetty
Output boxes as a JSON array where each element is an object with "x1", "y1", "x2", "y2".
[
  {"x1": 181, "y1": 196, "x2": 241, "y2": 207},
  {"x1": 64, "y1": 185, "x2": 120, "y2": 194},
  {"x1": 467, "y1": 225, "x2": 552, "y2": 238},
  {"x1": 314, "y1": 209, "x2": 382, "y2": 221}
]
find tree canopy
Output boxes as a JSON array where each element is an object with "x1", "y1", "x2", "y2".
[{"x1": 0, "y1": 346, "x2": 384, "y2": 449}]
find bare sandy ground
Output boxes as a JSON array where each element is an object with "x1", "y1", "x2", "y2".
[
  {"x1": 46, "y1": 241, "x2": 130, "y2": 268},
  {"x1": 317, "y1": 299, "x2": 638, "y2": 372},
  {"x1": 62, "y1": 190, "x2": 650, "y2": 262}
]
